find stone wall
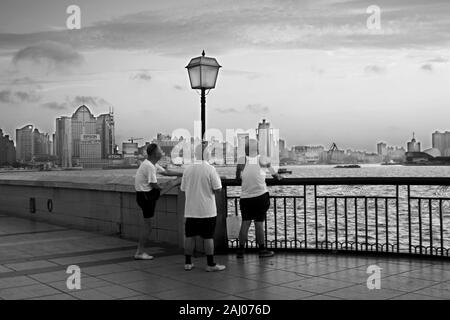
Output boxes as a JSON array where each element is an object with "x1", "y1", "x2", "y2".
[{"x1": 0, "y1": 177, "x2": 228, "y2": 251}]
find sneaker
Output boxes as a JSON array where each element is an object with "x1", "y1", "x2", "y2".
[
  {"x1": 184, "y1": 263, "x2": 195, "y2": 271},
  {"x1": 134, "y1": 253, "x2": 154, "y2": 260},
  {"x1": 205, "y1": 264, "x2": 226, "y2": 272},
  {"x1": 236, "y1": 249, "x2": 244, "y2": 259},
  {"x1": 259, "y1": 250, "x2": 274, "y2": 258}
]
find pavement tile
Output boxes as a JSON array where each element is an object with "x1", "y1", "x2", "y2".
[
  {"x1": 398, "y1": 268, "x2": 450, "y2": 282},
  {"x1": 28, "y1": 293, "x2": 78, "y2": 300},
  {"x1": 236, "y1": 285, "x2": 315, "y2": 300},
  {"x1": 95, "y1": 284, "x2": 141, "y2": 299},
  {"x1": 69, "y1": 289, "x2": 116, "y2": 300},
  {"x1": 243, "y1": 270, "x2": 308, "y2": 285},
  {"x1": 0, "y1": 284, "x2": 61, "y2": 300},
  {"x1": 82, "y1": 263, "x2": 136, "y2": 276},
  {"x1": 326, "y1": 284, "x2": 405, "y2": 300},
  {"x1": 4, "y1": 260, "x2": 59, "y2": 271},
  {"x1": 381, "y1": 275, "x2": 439, "y2": 292},
  {"x1": 153, "y1": 286, "x2": 229, "y2": 300},
  {"x1": 122, "y1": 278, "x2": 195, "y2": 295},
  {"x1": 0, "y1": 276, "x2": 39, "y2": 289},
  {"x1": 281, "y1": 276, "x2": 355, "y2": 294},
  {"x1": 389, "y1": 293, "x2": 445, "y2": 300}
]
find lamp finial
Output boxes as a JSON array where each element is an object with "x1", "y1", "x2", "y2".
[{"x1": 202, "y1": 50, "x2": 205, "y2": 57}]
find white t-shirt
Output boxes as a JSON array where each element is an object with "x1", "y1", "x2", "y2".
[
  {"x1": 241, "y1": 155, "x2": 276, "y2": 199},
  {"x1": 134, "y1": 159, "x2": 166, "y2": 192},
  {"x1": 180, "y1": 161, "x2": 222, "y2": 218}
]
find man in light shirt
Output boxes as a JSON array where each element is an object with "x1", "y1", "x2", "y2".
[
  {"x1": 236, "y1": 139, "x2": 281, "y2": 258},
  {"x1": 180, "y1": 142, "x2": 226, "y2": 272},
  {"x1": 134, "y1": 143, "x2": 182, "y2": 260}
]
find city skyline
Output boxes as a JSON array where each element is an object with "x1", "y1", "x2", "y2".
[
  {"x1": 0, "y1": 103, "x2": 419, "y2": 155},
  {"x1": 1, "y1": 0, "x2": 450, "y2": 151}
]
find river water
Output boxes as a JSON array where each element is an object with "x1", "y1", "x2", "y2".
[{"x1": 219, "y1": 164, "x2": 450, "y2": 253}]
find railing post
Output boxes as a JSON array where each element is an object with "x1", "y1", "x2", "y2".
[{"x1": 214, "y1": 187, "x2": 229, "y2": 252}]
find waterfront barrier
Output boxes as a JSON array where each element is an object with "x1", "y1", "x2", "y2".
[{"x1": 1, "y1": 175, "x2": 449, "y2": 258}]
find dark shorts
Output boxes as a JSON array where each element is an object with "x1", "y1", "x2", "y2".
[
  {"x1": 240, "y1": 192, "x2": 270, "y2": 222},
  {"x1": 136, "y1": 189, "x2": 160, "y2": 219},
  {"x1": 185, "y1": 217, "x2": 217, "y2": 239}
]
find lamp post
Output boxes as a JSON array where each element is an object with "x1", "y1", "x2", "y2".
[{"x1": 186, "y1": 50, "x2": 221, "y2": 145}]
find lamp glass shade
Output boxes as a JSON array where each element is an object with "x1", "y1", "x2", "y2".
[
  {"x1": 186, "y1": 54, "x2": 221, "y2": 89},
  {"x1": 187, "y1": 65, "x2": 201, "y2": 89},
  {"x1": 200, "y1": 65, "x2": 219, "y2": 89}
]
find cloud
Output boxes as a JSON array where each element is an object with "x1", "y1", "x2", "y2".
[
  {"x1": 72, "y1": 95, "x2": 111, "y2": 108},
  {"x1": 421, "y1": 63, "x2": 433, "y2": 72},
  {"x1": 131, "y1": 70, "x2": 152, "y2": 81},
  {"x1": 10, "y1": 77, "x2": 37, "y2": 85},
  {"x1": 173, "y1": 85, "x2": 184, "y2": 90},
  {"x1": 40, "y1": 101, "x2": 68, "y2": 110},
  {"x1": 12, "y1": 41, "x2": 83, "y2": 70},
  {"x1": 364, "y1": 64, "x2": 387, "y2": 74},
  {"x1": 1, "y1": 0, "x2": 450, "y2": 54},
  {"x1": 215, "y1": 107, "x2": 239, "y2": 114},
  {"x1": 427, "y1": 57, "x2": 448, "y2": 63},
  {"x1": 0, "y1": 89, "x2": 41, "y2": 103},
  {"x1": 245, "y1": 104, "x2": 269, "y2": 113}
]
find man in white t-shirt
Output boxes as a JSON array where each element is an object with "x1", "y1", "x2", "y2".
[
  {"x1": 134, "y1": 143, "x2": 182, "y2": 260},
  {"x1": 236, "y1": 139, "x2": 281, "y2": 259},
  {"x1": 180, "y1": 142, "x2": 226, "y2": 272}
]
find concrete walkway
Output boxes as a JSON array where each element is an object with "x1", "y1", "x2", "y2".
[{"x1": 0, "y1": 213, "x2": 449, "y2": 300}]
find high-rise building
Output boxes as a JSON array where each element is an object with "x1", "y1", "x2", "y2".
[
  {"x1": 96, "y1": 110, "x2": 115, "y2": 159},
  {"x1": 79, "y1": 134, "x2": 102, "y2": 167},
  {"x1": 55, "y1": 117, "x2": 73, "y2": 167},
  {"x1": 55, "y1": 105, "x2": 115, "y2": 168},
  {"x1": 407, "y1": 133, "x2": 421, "y2": 152},
  {"x1": 236, "y1": 132, "x2": 249, "y2": 161},
  {"x1": 257, "y1": 119, "x2": 271, "y2": 157},
  {"x1": 33, "y1": 128, "x2": 51, "y2": 158},
  {"x1": 71, "y1": 105, "x2": 97, "y2": 159},
  {"x1": 15, "y1": 125, "x2": 34, "y2": 162},
  {"x1": 432, "y1": 131, "x2": 450, "y2": 156},
  {"x1": 279, "y1": 139, "x2": 288, "y2": 159},
  {"x1": 15, "y1": 124, "x2": 52, "y2": 163},
  {"x1": 377, "y1": 142, "x2": 387, "y2": 156},
  {"x1": 0, "y1": 129, "x2": 16, "y2": 166}
]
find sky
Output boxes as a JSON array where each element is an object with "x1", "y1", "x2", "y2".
[{"x1": 0, "y1": 0, "x2": 449, "y2": 152}]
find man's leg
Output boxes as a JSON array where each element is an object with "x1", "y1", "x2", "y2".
[
  {"x1": 255, "y1": 221, "x2": 274, "y2": 257},
  {"x1": 204, "y1": 238, "x2": 215, "y2": 265},
  {"x1": 237, "y1": 220, "x2": 252, "y2": 257},
  {"x1": 184, "y1": 236, "x2": 196, "y2": 270},
  {"x1": 135, "y1": 217, "x2": 154, "y2": 259},
  {"x1": 204, "y1": 238, "x2": 226, "y2": 272},
  {"x1": 255, "y1": 221, "x2": 265, "y2": 247}
]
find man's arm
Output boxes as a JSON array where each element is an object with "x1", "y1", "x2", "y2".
[
  {"x1": 149, "y1": 182, "x2": 161, "y2": 190},
  {"x1": 161, "y1": 169, "x2": 183, "y2": 177},
  {"x1": 235, "y1": 164, "x2": 245, "y2": 180},
  {"x1": 236, "y1": 156, "x2": 245, "y2": 180},
  {"x1": 260, "y1": 157, "x2": 282, "y2": 180}
]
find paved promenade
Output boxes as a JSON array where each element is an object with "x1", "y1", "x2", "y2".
[{"x1": 0, "y1": 213, "x2": 449, "y2": 300}]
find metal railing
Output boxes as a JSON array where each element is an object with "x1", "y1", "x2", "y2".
[{"x1": 222, "y1": 177, "x2": 450, "y2": 258}]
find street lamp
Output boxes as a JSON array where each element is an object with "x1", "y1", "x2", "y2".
[{"x1": 186, "y1": 50, "x2": 221, "y2": 144}]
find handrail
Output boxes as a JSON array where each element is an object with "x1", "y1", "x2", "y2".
[{"x1": 222, "y1": 176, "x2": 450, "y2": 186}]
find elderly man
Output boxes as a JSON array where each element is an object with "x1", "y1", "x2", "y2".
[
  {"x1": 236, "y1": 138, "x2": 281, "y2": 258},
  {"x1": 134, "y1": 143, "x2": 182, "y2": 260},
  {"x1": 180, "y1": 142, "x2": 226, "y2": 272}
]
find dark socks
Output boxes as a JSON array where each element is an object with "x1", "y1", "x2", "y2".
[
  {"x1": 185, "y1": 255, "x2": 192, "y2": 265},
  {"x1": 207, "y1": 255, "x2": 216, "y2": 267}
]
